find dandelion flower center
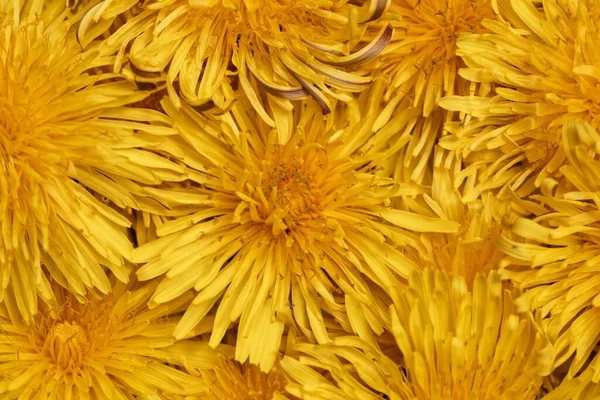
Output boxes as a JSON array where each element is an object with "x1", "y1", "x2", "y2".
[
  {"x1": 43, "y1": 322, "x2": 89, "y2": 369},
  {"x1": 371, "y1": 0, "x2": 492, "y2": 115},
  {"x1": 232, "y1": 138, "x2": 349, "y2": 244},
  {"x1": 406, "y1": 0, "x2": 491, "y2": 69},
  {"x1": 31, "y1": 296, "x2": 114, "y2": 375},
  {"x1": 259, "y1": 150, "x2": 323, "y2": 225},
  {"x1": 2, "y1": 281, "x2": 211, "y2": 397},
  {"x1": 428, "y1": 0, "x2": 487, "y2": 53},
  {"x1": 0, "y1": 100, "x2": 34, "y2": 149}
]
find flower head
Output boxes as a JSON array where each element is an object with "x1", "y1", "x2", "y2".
[
  {"x1": 87, "y1": 0, "x2": 393, "y2": 138},
  {"x1": 0, "y1": 1, "x2": 187, "y2": 322},
  {"x1": 359, "y1": 0, "x2": 493, "y2": 183},
  {"x1": 500, "y1": 120, "x2": 600, "y2": 383},
  {"x1": 439, "y1": 0, "x2": 600, "y2": 200},
  {"x1": 0, "y1": 276, "x2": 217, "y2": 398},
  {"x1": 281, "y1": 268, "x2": 553, "y2": 399},
  {"x1": 369, "y1": 0, "x2": 493, "y2": 114},
  {"x1": 130, "y1": 89, "x2": 460, "y2": 371}
]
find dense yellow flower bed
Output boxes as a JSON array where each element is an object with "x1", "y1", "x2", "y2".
[{"x1": 1, "y1": 0, "x2": 599, "y2": 398}]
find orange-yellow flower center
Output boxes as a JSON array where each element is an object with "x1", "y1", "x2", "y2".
[
  {"x1": 256, "y1": 147, "x2": 328, "y2": 234},
  {"x1": 232, "y1": 140, "x2": 351, "y2": 245},
  {"x1": 0, "y1": 98, "x2": 36, "y2": 157},
  {"x1": 261, "y1": 157, "x2": 321, "y2": 219},
  {"x1": 30, "y1": 294, "x2": 122, "y2": 374},
  {"x1": 435, "y1": 2, "x2": 487, "y2": 44},
  {"x1": 43, "y1": 322, "x2": 89, "y2": 369},
  {"x1": 400, "y1": 0, "x2": 492, "y2": 66}
]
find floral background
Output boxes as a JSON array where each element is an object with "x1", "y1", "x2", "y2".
[{"x1": 1, "y1": 0, "x2": 599, "y2": 398}]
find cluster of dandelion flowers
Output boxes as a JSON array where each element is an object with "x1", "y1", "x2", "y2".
[
  {"x1": 500, "y1": 120, "x2": 600, "y2": 386},
  {"x1": 129, "y1": 90, "x2": 462, "y2": 372},
  {"x1": 0, "y1": 276, "x2": 223, "y2": 398},
  {"x1": 86, "y1": 0, "x2": 394, "y2": 133},
  {"x1": 280, "y1": 268, "x2": 553, "y2": 399},
  {"x1": 0, "y1": 1, "x2": 190, "y2": 322},
  {"x1": 439, "y1": 0, "x2": 600, "y2": 200}
]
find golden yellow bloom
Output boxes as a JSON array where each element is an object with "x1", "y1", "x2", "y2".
[
  {"x1": 500, "y1": 120, "x2": 600, "y2": 383},
  {"x1": 361, "y1": 0, "x2": 493, "y2": 183},
  {"x1": 281, "y1": 268, "x2": 553, "y2": 399},
  {"x1": 0, "y1": 276, "x2": 218, "y2": 398},
  {"x1": 370, "y1": 0, "x2": 493, "y2": 112},
  {"x1": 0, "y1": 1, "x2": 188, "y2": 322},
  {"x1": 439, "y1": 0, "x2": 600, "y2": 200},
  {"x1": 84, "y1": 0, "x2": 393, "y2": 138},
  {"x1": 130, "y1": 86, "x2": 460, "y2": 371}
]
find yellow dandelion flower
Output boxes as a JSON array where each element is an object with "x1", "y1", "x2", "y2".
[
  {"x1": 84, "y1": 0, "x2": 393, "y2": 136},
  {"x1": 413, "y1": 162, "x2": 507, "y2": 285},
  {"x1": 500, "y1": 120, "x2": 600, "y2": 382},
  {"x1": 439, "y1": 0, "x2": 600, "y2": 200},
  {"x1": 0, "y1": 1, "x2": 188, "y2": 321},
  {"x1": 369, "y1": 0, "x2": 494, "y2": 109},
  {"x1": 129, "y1": 84, "x2": 460, "y2": 371},
  {"x1": 0, "y1": 275, "x2": 219, "y2": 398},
  {"x1": 281, "y1": 268, "x2": 553, "y2": 399},
  {"x1": 361, "y1": 0, "x2": 494, "y2": 183}
]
